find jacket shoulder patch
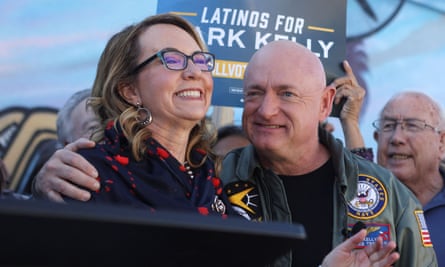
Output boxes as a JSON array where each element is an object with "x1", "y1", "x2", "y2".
[
  {"x1": 414, "y1": 210, "x2": 433, "y2": 247},
  {"x1": 347, "y1": 174, "x2": 388, "y2": 219},
  {"x1": 225, "y1": 181, "x2": 263, "y2": 221}
]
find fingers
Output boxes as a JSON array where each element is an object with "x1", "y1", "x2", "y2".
[
  {"x1": 331, "y1": 61, "x2": 364, "y2": 104},
  {"x1": 46, "y1": 190, "x2": 66, "y2": 203},
  {"x1": 365, "y1": 236, "x2": 400, "y2": 267},
  {"x1": 342, "y1": 60, "x2": 357, "y2": 84},
  {"x1": 64, "y1": 138, "x2": 95, "y2": 152},
  {"x1": 333, "y1": 229, "x2": 367, "y2": 257},
  {"x1": 346, "y1": 229, "x2": 368, "y2": 250},
  {"x1": 333, "y1": 84, "x2": 365, "y2": 107},
  {"x1": 330, "y1": 62, "x2": 365, "y2": 122},
  {"x1": 49, "y1": 172, "x2": 93, "y2": 202},
  {"x1": 320, "y1": 229, "x2": 367, "y2": 267},
  {"x1": 56, "y1": 147, "x2": 98, "y2": 179},
  {"x1": 321, "y1": 230, "x2": 399, "y2": 267},
  {"x1": 33, "y1": 139, "x2": 99, "y2": 202}
]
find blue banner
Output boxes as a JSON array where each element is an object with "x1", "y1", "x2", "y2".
[{"x1": 158, "y1": 0, "x2": 346, "y2": 107}]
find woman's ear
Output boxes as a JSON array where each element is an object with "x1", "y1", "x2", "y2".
[{"x1": 118, "y1": 82, "x2": 139, "y2": 105}]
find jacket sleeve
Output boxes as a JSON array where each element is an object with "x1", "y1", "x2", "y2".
[{"x1": 391, "y1": 177, "x2": 438, "y2": 267}]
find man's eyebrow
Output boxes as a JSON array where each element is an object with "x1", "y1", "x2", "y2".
[
  {"x1": 246, "y1": 84, "x2": 295, "y2": 90},
  {"x1": 276, "y1": 84, "x2": 295, "y2": 90},
  {"x1": 245, "y1": 84, "x2": 264, "y2": 90}
]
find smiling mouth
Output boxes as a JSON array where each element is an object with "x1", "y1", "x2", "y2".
[
  {"x1": 255, "y1": 123, "x2": 284, "y2": 129},
  {"x1": 176, "y1": 90, "x2": 202, "y2": 98},
  {"x1": 263, "y1": 125, "x2": 281, "y2": 128},
  {"x1": 389, "y1": 154, "x2": 410, "y2": 160}
]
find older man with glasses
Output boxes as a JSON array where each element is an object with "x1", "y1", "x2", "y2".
[{"x1": 373, "y1": 91, "x2": 445, "y2": 266}]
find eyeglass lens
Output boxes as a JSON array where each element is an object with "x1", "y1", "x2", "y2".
[
  {"x1": 376, "y1": 119, "x2": 435, "y2": 133},
  {"x1": 162, "y1": 51, "x2": 214, "y2": 71}
]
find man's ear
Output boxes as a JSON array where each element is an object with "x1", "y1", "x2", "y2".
[
  {"x1": 320, "y1": 85, "x2": 336, "y2": 121},
  {"x1": 438, "y1": 131, "x2": 445, "y2": 159},
  {"x1": 118, "y1": 82, "x2": 139, "y2": 105},
  {"x1": 373, "y1": 130, "x2": 379, "y2": 142}
]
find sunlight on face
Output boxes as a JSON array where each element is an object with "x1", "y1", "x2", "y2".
[{"x1": 242, "y1": 41, "x2": 328, "y2": 155}]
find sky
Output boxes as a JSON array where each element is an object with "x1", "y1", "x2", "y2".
[
  {"x1": 0, "y1": 0, "x2": 157, "y2": 108},
  {"x1": 1, "y1": 0, "x2": 445, "y2": 155}
]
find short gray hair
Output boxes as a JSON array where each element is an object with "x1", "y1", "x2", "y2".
[{"x1": 56, "y1": 89, "x2": 91, "y2": 145}]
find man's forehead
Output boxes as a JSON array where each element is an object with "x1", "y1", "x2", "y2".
[{"x1": 383, "y1": 96, "x2": 437, "y2": 120}]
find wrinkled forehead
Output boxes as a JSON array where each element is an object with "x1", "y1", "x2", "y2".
[{"x1": 383, "y1": 94, "x2": 439, "y2": 122}]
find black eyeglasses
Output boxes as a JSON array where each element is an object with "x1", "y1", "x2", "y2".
[
  {"x1": 131, "y1": 48, "x2": 215, "y2": 74},
  {"x1": 372, "y1": 118, "x2": 440, "y2": 133}
]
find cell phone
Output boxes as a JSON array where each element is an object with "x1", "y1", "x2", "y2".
[{"x1": 329, "y1": 97, "x2": 346, "y2": 118}]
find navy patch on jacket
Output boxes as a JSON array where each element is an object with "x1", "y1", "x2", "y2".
[{"x1": 348, "y1": 174, "x2": 388, "y2": 219}]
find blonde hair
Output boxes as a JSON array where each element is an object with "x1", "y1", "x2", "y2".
[{"x1": 89, "y1": 13, "x2": 213, "y2": 167}]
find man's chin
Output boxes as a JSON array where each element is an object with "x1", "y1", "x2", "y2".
[
  {"x1": 389, "y1": 167, "x2": 411, "y2": 182},
  {"x1": 253, "y1": 143, "x2": 281, "y2": 153}
]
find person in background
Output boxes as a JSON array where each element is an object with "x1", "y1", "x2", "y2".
[
  {"x1": 326, "y1": 60, "x2": 373, "y2": 161},
  {"x1": 212, "y1": 125, "x2": 250, "y2": 157},
  {"x1": 56, "y1": 88, "x2": 99, "y2": 147},
  {"x1": 324, "y1": 88, "x2": 445, "y2": 266},
  {"x1": 317, "y1": 73, "x2": 445, "y2": 266},
  {"x1": 220, "y1": 40, "x2": 436, "y2": 266},
  {"x1": 373, "y1": 91, "x2": 445, "y2": 266},
  {"x1": 27, "y1": 89, "x2": 99, "y2": 195}
]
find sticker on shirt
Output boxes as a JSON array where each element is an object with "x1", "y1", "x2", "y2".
[
  {"x1": 347, "y1": 222, "x2": 391, "y2": 248},
  {"x1": 414, "y1": 210, "x2": 433, "y2": 247},
  {"x1": 225, "y1": 181, "x2": 263, "y2": 221},
  {"x1": 347, "y1": 174, "x2": 388, "y2": 219}
]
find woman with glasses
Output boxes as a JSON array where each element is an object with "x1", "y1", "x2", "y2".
[{"x1": 65, "y1": 13, "x2": 231, "y2": 216}]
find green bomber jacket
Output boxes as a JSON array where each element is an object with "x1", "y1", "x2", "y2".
[{"x1": 221, "y1": 128, "x2": 437, "y2": 267}]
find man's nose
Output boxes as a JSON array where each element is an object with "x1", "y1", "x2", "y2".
[
  {"x1": 257, "y1": 92, "x2": 280, "y2": 118},
  {"x1": 389, "y1": 122, "x2": 407, "y2": 144}
]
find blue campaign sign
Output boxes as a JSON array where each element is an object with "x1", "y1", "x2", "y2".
[{"x1": 157, "y1": 0, "x2": 346, "y2": 107}]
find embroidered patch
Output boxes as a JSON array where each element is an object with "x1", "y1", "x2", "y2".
[
  {"x1": 347, "y1": 222, "x2": 391, "y2": 248},
  {"x1": 414, "y1": 210, "x2": 433, "y2": 247},
  {"x1": 347, "y1": 174, "x2": 388, "y2": 219},
  {"x1": 225, "y1": 181, "x2": 262, "y2": 221}
]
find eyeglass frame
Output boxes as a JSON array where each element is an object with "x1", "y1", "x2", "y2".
[
  {"x1": 372, "y1": 118, "x2": 440, "y2": 133},
  {"x1": 131, "y1": 48, "x2": 215, "y2": 74}
]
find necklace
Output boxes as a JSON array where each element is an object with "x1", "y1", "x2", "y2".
[{"x1": 183, "y1": 161, "x2": 194, "y2": 180}]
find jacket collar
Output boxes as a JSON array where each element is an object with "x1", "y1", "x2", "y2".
[
  {"x1": 232, "y1": 144, "x2": 262, "y2": 181},
  {"x1": 231, "y1": 126, "x2": 359, "y2": 201},
  {"x1": 318, "y1": 126, "x2": 359, "y2": 201}
]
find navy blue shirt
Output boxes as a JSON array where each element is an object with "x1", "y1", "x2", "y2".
[
  {"x1": 70, "y1": 122, "x2": 234, "y2": 217},
  {"x1": 424, "y1": 170, "x2": 445, "y2": 267}
]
